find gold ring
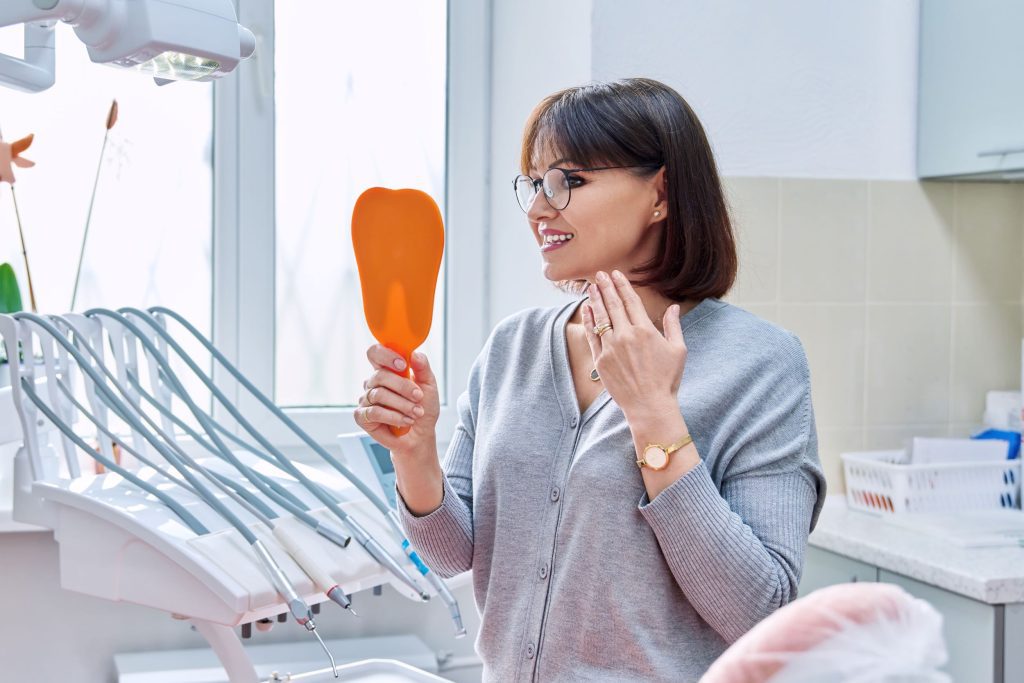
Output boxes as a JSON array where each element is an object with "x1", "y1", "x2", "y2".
[
  {"x1": 367, "y1": 388, "x2": 376, "y2": 405},
  {"x1": 594, "y1": 323, "x2": 613, "y2": 338}
]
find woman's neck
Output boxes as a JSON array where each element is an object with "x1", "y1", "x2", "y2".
[{"x1": 569, "y1": 282, "x2": 694, "y2": 333}]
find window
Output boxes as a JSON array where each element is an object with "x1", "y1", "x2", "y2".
[
  {"x1": 215, "y1": 1, "x2": 488, "y2": 447},
  {"x1": 274, "y1": 2, "x2": 447, "y2": 408},
  {"x1": 0, "y1": 24, "x2": 213, "y2": 399}
]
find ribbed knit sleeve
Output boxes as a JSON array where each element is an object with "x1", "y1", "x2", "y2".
[
  {"x1": 396, "y1": 423, "x2": 476, "y2": 578},
  {"x1": 637, "y1": 332, "x2": 826, "y2": 644},
  {"x1": 396, "y1": 331, "x2": 489, "y2": 579}
]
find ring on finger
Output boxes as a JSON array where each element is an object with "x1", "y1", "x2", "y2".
[
  {"x1": 594, "y1": 322, "x2": 613, "y2": 338},
  {"x1": 367, "y1": 387, "x2": 377, "y2": 405}
]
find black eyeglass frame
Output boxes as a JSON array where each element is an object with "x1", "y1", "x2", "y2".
[{"x1": 513, "y1": 164, "x2": 662, "y2": 213}]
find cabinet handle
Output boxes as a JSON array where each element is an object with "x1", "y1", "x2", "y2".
[{"x1": 978, "y1": 146, "x2": 1024, "y2": 157}]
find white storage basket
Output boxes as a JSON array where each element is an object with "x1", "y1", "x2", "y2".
[{"x1": 841, "y1": 449, "x2": 1021, "y2": 515}]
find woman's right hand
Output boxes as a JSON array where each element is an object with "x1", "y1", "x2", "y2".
[{"x1": 355, "y1": 345, "x2": 441, "y2": 455}]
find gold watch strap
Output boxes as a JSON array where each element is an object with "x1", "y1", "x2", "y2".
[{"x1": 663, "y1": 433, "x2": 693, "y2": 455}]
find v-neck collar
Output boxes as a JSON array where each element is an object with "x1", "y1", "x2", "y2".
[{"x1": 549, "y1": 295, "x2": 725, "y2": 423}]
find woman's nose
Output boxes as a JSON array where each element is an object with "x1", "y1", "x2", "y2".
[{"x1": 526, "y1": 187, "x2": 557, "y2": 222}]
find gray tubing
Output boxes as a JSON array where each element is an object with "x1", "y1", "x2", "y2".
[
  {"x1": 120, "y1": 307, "x2": 426, "y2": 598},
  {"x1": 16, "y1": 313, "x2": 258, "y2": 544},
  {"x1": 18, "y1": 378, "x2": 209, "y2": 535}
]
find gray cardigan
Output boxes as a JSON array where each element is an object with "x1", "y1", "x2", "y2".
[{"x1": 397, "y1": 296, "x2": 826, "y2": 682}]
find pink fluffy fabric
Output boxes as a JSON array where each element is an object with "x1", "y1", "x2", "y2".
[{"x1": 700, "y1": 582, "x2": 947, "y2": 683}]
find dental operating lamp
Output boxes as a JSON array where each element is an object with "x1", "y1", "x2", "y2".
[{"x1": 0, "y1": 0, "x2": 256, "y2": 92}]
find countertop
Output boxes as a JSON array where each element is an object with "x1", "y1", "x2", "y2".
[{"x1": 809, "y1": 496, "x2": 1024, "y2": 604}]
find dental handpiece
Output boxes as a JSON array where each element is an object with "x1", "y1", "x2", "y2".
[
  {"x1": 87, "y1": 364, "x2": 357, "y2": 616},
  {"x1": 57, "y1": 315, "x2": 356, "y2": 615},
  {"x1": 114, "y1": 307, "x2": 430, "y2": 602},
  {"x1": 145, "y1": 307, "x2": 464, "y2": 631},
  {"x1": 22, "y1": 313, "x2": 321, "y2": 640}
]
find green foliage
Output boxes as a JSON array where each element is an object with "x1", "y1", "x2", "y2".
[{"x1": 0, "y1": 263, "x2": 22, "y2": 314}]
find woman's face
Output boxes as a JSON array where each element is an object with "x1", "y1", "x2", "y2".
[{"x1": 526, "y1": 147, "x2": 666, "y2": 285}]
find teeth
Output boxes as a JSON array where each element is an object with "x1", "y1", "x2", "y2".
[{"x1": 542, "y1": 233, "x2": 574, "y2": 244}]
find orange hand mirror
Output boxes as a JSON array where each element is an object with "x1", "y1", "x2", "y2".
[{"x1": 352, "y1": 187, "x2": 444, "y2": 436}]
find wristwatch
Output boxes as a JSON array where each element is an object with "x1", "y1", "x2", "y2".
[{"x1": 637, "y1": 433, "x2": 693, "y2": 471}]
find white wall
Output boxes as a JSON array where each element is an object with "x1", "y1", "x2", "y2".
[
  {"x1": 488, "y1": 0, "x2": 594, "y2": 325},
  {"x1": 488, "y1": 0, "x2": 923, "y2": 324}
]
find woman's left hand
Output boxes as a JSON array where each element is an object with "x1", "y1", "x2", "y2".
[{"x1": 583, "y1": 270, "x2": 687, "y2": 420}]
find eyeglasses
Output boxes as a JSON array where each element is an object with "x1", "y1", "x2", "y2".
[{"x1": 513, "y1": 165, "x2": 661, "y2": 213}]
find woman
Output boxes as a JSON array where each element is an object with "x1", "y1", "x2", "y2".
[{"x1": 355, "y1": 78, "x2": 826, "y2": 682}]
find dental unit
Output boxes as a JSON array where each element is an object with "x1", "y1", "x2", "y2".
[{"x1": 0, "y1": 307, "x2": 465, "y2": 682}]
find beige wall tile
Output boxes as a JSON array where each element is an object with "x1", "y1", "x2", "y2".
[
  {"x1": 953, "y1": 183, "x2": 1024, "y2": 303},
  {"x1": 780, "y1": 179, "x2": 868, "y2": 302},
  {"x1": 816, "y1": 427, "x2": 864, "y2": 494},
  {"x1": 740, "y1": 303, "x2": 780, "y2": 326},
  {"x1": 863, "y1": 424, "x2": 948, "y2": 451},
  {"x1": 868, "y1": 180, "x2": 955, "y2": 302},
  {"x1": 865, "y1": 305, "x2": 950, "y2": 425},
  {"x1": 723, "y1": 177, "x2": 779, "y2": 304},
  {"x1": 947, "y1": 422, "x2": 986, "y2": 438},
  {"x1": 950, "y1": 303, "x2": 1022, "y2": 423},
  {"x1": 778, "y1": 304, "x2": 866, "y2": 429}
]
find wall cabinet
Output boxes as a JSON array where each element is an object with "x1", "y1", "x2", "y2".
[{"x1": 918, "y1": 0, "x2": 1024, "y2": 179}]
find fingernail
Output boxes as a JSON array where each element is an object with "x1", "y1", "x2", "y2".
[
  {"x1": 597, "y1": 271, "x2": 608, "y2": 282},
  {"x1": 612, "y1": 270, "x2": 623, "y2": 280},
  {"x1": 404, "y1": 416, "x2": 414, "y2": 424},
  {"x1": 394, "y1": 358, "x2": 406, "y2": 370},
  {"x1": 413, "y1": 405, "x2": 425, "y2": 416},
  {"x1": 413, "y1": 388, "x2": 423, "y2": 400}
]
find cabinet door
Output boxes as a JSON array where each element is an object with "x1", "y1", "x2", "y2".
[
  {"x1": 879, "y1": 570, "x2": 999, "y2": 683},
  {"x1": 919, "y1": 0, "x2": 1024, "y2": 178},
  {"x1": 1006, "y1": 603, "x2": 1024, "y2": 682},
  {"x1": 799, "y1": 546, "x2": 878, "y2": 595}
]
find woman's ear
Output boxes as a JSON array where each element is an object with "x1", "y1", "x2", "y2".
[{"x1": 650, "y1": 166, "x2": 668, "y2": 221}]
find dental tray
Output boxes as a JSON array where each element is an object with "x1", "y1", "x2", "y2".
[{"x1": 268, "y1": 659, "x2": 453, "y2": 682}]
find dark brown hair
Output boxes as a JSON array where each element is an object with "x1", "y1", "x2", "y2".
[{"x1": 520, "y1": 78, "x2": 736, "y2": 301}]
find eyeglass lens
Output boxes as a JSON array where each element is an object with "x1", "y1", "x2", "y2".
[{"x1": 514, "y1": 169, "x2": 570, "y2": 213}]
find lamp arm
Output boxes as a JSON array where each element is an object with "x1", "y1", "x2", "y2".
[{"x1": 0, "y1": 0, "x2": 87, "y2": 27}]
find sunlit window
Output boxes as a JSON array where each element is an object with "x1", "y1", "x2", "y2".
[
  {"x1": 0, "y1": 25, "x2": 212, "y2": 326},
  {"x1": 0, "y1": 23, "x2": 213, "y2": 395},
  {"x1": 274, "y1": 2, "x2": 447, "y2": 407}
]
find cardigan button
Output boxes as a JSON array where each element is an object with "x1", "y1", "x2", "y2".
[
  {"x1": 570, "y1": 415, "x2": 578, "y2": 428},
  {"x1": 526, "y1": 642, "x2": 536, "y2": 659},
  {"x1": 550, "y1": 487, "x2": 560, "y2": 502}
]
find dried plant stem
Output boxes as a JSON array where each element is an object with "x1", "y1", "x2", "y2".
[
  {"x1": 9, "y1": 185, "x2": 37, "y2": 313},
  {"x1": 71, "y1": 127, "x2": 109, "y2": 311}
]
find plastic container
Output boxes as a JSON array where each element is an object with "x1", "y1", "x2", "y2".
[
  {"x1": 268, "y1": 659, "x2": 455, "y2": 682},
  {"x1": 841, "y1": 449, "x2": 1021, "y2": 515}
]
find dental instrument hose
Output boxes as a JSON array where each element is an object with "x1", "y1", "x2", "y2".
[
  {"x1": 15, "y1": 313, "x2": 323, "y2": 638},
  {"x1": 83, "y1": 371, "x2": 357, "y2": 615},
  {"x1": 96, "y1": 308, "x2": 429, "y2": 604},
  {"x1": 58, "y1": 379, "x2": 354, "y2": 621},
  {"x1": 146, "y1": 306, "x2": 465, "y2": 636},
  {"x1": 54, "y1": 315, "x2": 357, "y2": 620},
  {"x1": 19, "y1": 382, "x2": 209, "y2": 535}
]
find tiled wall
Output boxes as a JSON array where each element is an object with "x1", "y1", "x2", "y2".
[{"x1": 722, "y1": 178, "x2": 1024, "y2": 490}]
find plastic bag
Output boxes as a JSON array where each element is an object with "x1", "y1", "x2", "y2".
[{"x1": 700, "y1": 582, "x2": 949, "y2": 683}]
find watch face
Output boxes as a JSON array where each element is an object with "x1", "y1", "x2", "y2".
[{"x1": 645, "y1": 446, "x2": 668, "y2": 469}]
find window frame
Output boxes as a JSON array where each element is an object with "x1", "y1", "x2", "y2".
[{"x1": 211, "y1": 0, "x2": 490, "y2": 450}]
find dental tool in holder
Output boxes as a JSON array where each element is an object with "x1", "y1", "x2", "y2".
[{"x1": 0, "y1": 309, "x2": 461, "y2": 682}]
